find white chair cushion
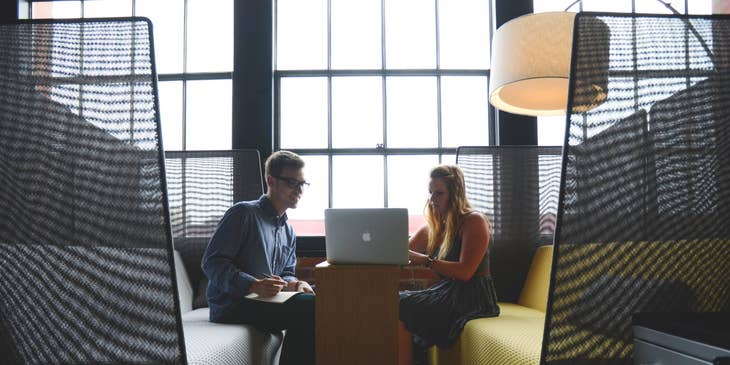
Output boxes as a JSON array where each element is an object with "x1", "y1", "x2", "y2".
[
  {"x1": 182, "y1": 308, "x2": 283, "y2": 365},
  {"x1": 174, "y1": 250, "x2": 194, "y2": 314}
]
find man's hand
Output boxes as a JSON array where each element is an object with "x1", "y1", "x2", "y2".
[
  {"x1": 294, "y1": 280, "x2": 314, "y2": 293},
  {"x1": 250, "y1": 274, "x2": 287, "y2": 297}
]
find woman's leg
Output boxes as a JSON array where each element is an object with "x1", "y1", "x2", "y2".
[{"x1": 398, "y1": 320, "x2": 413, "y2": 365}]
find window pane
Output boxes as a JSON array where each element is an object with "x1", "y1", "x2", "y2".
[
  {"x1": 332, "y1": 77, "x2": 383, "y2": 148},
  {"x1": 280, "y1": 77, "x2": 328, "y2": 149},
  {"x1": 581, "y1": 0, "x2": 631, "y2": 12},
  {"x1": 387, "y1": 155, "x2": 438, "y2": 233},
  {"x1": 441, "y1": 154, "x2": 456, "y2": 165},
  {"x1": 386, "y1": 76, "x2": 437, "y2": 148},
  {"x1": 186, "y1": 80, "x2": 232, "y2": 150},
  {"x1": 83, "y1": 0, "x2": 132, "y2": 17},
  {"x1": 385, "y1": 0, "x2": 436, "y2": 69},
  {"x1": 537, "y1": 115, "x2": 566, "y2": 146},
  {"x1": 533, "y1": 0, "x2": 576, "y2": 13},
  {"x1": 691, "y1": 0, "x2": 713, "y2": 14},
  {"x1": 277, "y1": 0, "x2": 327, "y2": 70},
  {"x1": 136, "y1": 0, "x2": 184, "y2": 74},
  {"x1": 636, "y1": 0, "x2": 684, "y2": 14},
  {"x1": 288, "y1": 155, "x2": 329, "y2": 235},
  {"x1": 332, "y1": 156, "x2": 384, "y2": 207},
  {"x1": 32, "y1": 1, "x2": 81, "y2": 19},
  {"x1": 158, "y1": 81, "x2": 183, "y2": 150},
  {"x1": 438, "y1": 0, "x2": 490, "y2": 69},
  {"x1": 331, "y1": 0, "x2": 381, "y2": 69},
  {"x1": 187, "y1": 0, "x2": 233, "y2": 72},
  {"x1": 441, "y1": 76, "x2": 489, "y2": 147}
]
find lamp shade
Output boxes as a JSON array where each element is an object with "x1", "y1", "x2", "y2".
[{"x1": 489, "y1": 12, "x2": 607, "y2": 116}]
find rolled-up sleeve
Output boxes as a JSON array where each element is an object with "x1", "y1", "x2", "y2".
[{"x1": 202, "y1": 207, "x2": 257, "y2": 298}]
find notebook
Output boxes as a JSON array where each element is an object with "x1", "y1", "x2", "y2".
[{"x1": 324, "y1": 208, "x2": 409, "y2": 265}]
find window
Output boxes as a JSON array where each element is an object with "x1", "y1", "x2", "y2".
[
  {"x1": 275, "y1": 0, "x2": 492, "y2": 235},
  {"x1": 534, "y1": 0, "x2": 713, "y2": 146},
  {"x1": 29, "y1": 0, "x2": 233, "y2": 151}
]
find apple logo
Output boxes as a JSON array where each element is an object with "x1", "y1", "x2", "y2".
[{"x1": 361, "y1": 231, "x2": 372, "y2": 243}]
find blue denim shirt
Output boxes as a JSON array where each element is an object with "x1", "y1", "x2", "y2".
[{"x1": 202, "y1": 195, "x2": 298, "y2": 320}]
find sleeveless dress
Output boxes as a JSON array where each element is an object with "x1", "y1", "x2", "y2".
[{"x1": 399, "y1": 236, "x2": 500, "y2": 348}]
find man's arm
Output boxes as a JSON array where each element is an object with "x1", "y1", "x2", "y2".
[{"x1": 201, "y1": 206, "x2": 257, "y2": 298}]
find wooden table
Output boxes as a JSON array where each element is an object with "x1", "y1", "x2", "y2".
[{"x1": 315, "y1": 261, "x2": 400, "y2": 365}]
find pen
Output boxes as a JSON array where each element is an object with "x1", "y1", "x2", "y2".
[{"x1": 261, "y1": 273, "x2": 284, "y2": 280}]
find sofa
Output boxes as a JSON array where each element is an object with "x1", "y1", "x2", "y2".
[
  {"x1": 173, "y1": 250, "x2": 283, "y2": 365},
  {"x1": 429, "y1": 245, "x2": 553, "y2": 365}
]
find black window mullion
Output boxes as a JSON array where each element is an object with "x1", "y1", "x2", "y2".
[
  {"x1": 288, "y1": 148, "x2": 458, "y2": 156},
  {"x1": 327, "y1": 0, "x2": 333, "y2": 209},
  {"x1": 327, "y1": 75, "x2": 333, "y2": 208},
  {"x1": 277, "y1": 69, "x2": 488, "y2": 77},
  {"x1": 181, "y1": 79, "x2": 187, "y2": 150},
  {"x1": 487, "y1": 0, "x2": 496, "y2": 147},
  {"x1": 435, "y1": 0, "x2": 444, "y2": 163},
  {"x1": 381, "y1": 0, "x2": 387, "y2": 207},
  {"x1": 158, "y1": 72, "x2": 233, "y2": 81},
  {"x1": 182, "y1": 0, "x2": 188, "y2": 150}
]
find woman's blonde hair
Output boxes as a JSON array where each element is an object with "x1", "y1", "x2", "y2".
[{"x1": 425, "y1": 165, "x2": 473, "y2": 259}]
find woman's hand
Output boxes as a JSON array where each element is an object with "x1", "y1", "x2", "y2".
[
  {"x1": 250, "y1": 275, "x2": 287, "y2": 297},
  {"x1": 408, "y1": 250, "x2": 429, "y2": 265}
]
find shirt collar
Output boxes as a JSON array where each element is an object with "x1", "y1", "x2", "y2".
[{"x1": 258, "y1": 195, "x2": 288, "y2": 225}]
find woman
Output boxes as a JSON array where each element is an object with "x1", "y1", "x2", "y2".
[{"x1": 399, "y1": 165, "x2": 500, "y2": 365}]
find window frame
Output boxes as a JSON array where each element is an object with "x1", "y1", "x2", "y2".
[{"x1": 273, "y1": 0, "x2": 494, "y2": 219}]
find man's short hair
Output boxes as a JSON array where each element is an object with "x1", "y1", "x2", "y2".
[{"x1": 265, "y1": 150, "x2": 305, "y2": 177}]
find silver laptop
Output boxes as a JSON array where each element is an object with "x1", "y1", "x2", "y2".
[{"x1": 324, "y1": 208, "x2": 409, "y2": 265}]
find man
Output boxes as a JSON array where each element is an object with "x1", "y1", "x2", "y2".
[{"x1": 202, "y1": 150, "x2": 315, "y2": 365}]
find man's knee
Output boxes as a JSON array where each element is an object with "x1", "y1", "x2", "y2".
[{"x1": 287, "y1": 293, "x2": 315, "y2": 328}]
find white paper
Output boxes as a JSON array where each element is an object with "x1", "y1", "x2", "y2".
[{"x1": 244, "y1": 291, "x2": 301, "y2": 304}]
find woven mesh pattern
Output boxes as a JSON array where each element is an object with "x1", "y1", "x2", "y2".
[
  {"x1": 165, "y1": 150, "x2": 263, "y2": 308},
  {"x1": 182, "y1": 310, "x2": 283, "y2": 365},
  {"x1": 545, "y1": 14, "x2": 730, "y2": 365},
  {"x1": 0, "y1": 19, "x2": 184, "y2": 364},
  {"x1": 457, "y1": 146, "x2": 561, "y2": 302},
  {"x1": 461, "y1": 303, "x2": 544, "y2": 365}
]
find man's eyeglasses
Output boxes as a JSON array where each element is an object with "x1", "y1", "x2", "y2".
[{"x1": 272, "y1": 175, "x2": 310, "y2": 189}]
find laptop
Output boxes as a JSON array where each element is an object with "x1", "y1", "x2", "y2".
[{"x1": 324, "y1": 208, "x2": 409, "y2": 265}]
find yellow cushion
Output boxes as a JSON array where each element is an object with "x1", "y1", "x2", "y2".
[
  {"x1": 429, "y1": 303, "x2": 545, "y2": 365},
  {"x1": 461, "y1": 303, "x2": 545, "y2": 365},
  {"x1": 517, "y1": 245, "x2": 553, "y2": 312}
]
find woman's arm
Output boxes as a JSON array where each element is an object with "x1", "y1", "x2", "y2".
[
  {"x1": 408, "y1": 225, "x2": 430, "y2": 265},
  {"x1": 429, "y1": 212, "x2": 489, "y2": 281}
]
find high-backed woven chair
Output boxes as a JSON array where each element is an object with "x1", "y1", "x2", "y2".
[
  {"x1": 544, "y1": 13, "x2": 730, "y2": 365},
  {"x1": 165, "y1": 149, "x2": 264, "y2": 309},
  {"x1": 457, "y1": 146, "x2": 562, "y2": 303},
  {"x1": 0, "y1": 18, "x2": 185, "y2": 363}
]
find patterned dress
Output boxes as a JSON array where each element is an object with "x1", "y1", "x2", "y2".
[{"x1": 399, "y1": 236, "x2": 500, "y2": 348}]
